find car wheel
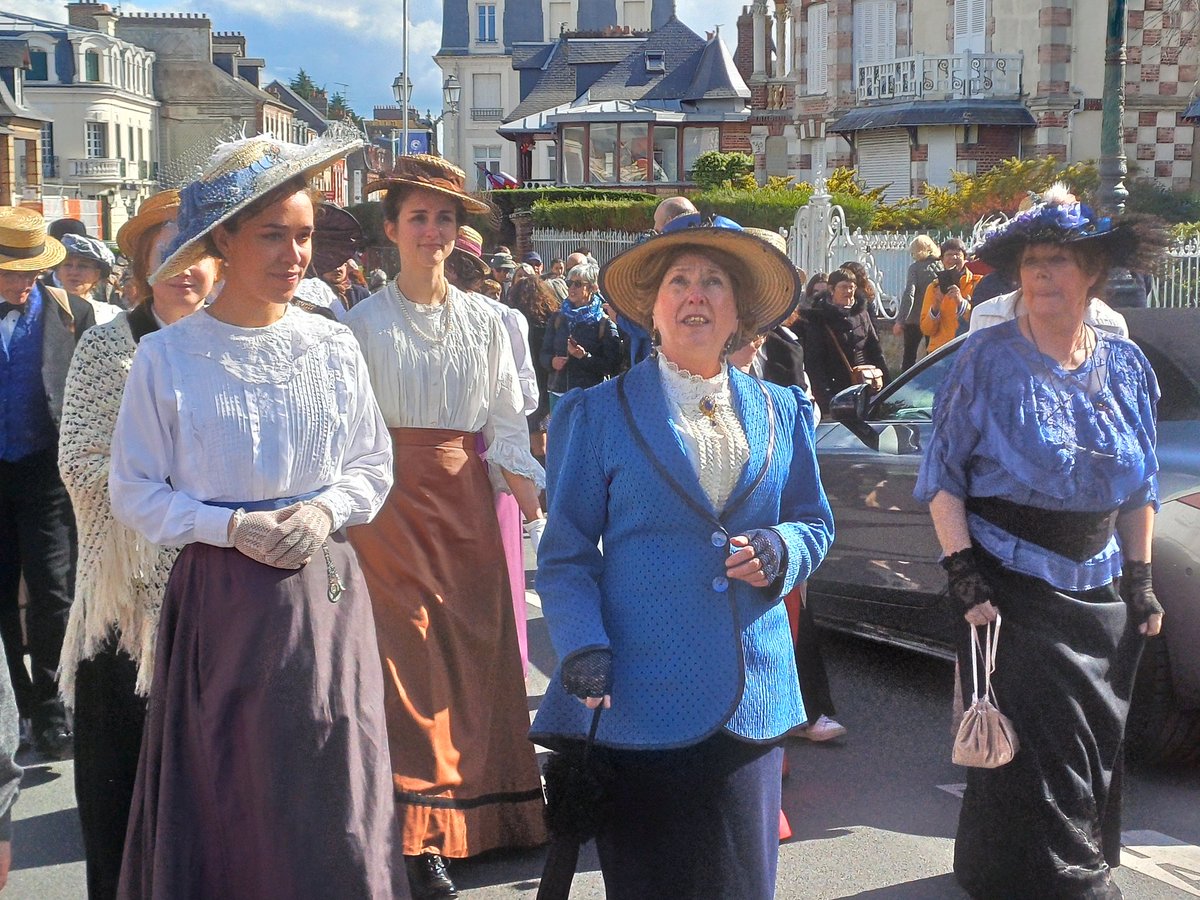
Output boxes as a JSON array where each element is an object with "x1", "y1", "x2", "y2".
[{"x1": 1126, "y1": 638, "x2": 1200, "y2": 767}]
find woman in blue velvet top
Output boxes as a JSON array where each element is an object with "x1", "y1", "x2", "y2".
[
  {"x1": 915, "y1": 185, "x2": 1168, "y2": 900},
  {"x1": 531, "y1": 216, "x2": 833, "y2": 900}
]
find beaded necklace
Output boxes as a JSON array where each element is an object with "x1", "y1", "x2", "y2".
[{"x1": 392, "y1": 277, "x2": 452, "y2": 345}]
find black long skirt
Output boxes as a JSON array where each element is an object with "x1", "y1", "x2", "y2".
[
  {"x1": 953, "y1": 552, "x2": 1144, "y2": 900},
  {"x1": 593, "y1": 732, "x2": 782, "y2": 900},
  {"x1": 118, "y1": 534, "x2": 406, "y2": 900}
]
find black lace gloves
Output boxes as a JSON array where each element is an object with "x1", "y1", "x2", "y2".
[
  {"x1": 1120, "y1": 561, "x2": 1163, "y2": 628},
  {"x1": 940, "y1": 547, "x2": 995, "y2": 611},
  {"x1": 744, "y1": 528, "x2": 784, "y2": 586},
  {"x1": 561, "y1": 648, "x2": 613, "y2": 700}
]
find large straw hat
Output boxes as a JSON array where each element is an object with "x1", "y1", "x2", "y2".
[
  {"x1": 364, "y1": 154, "x2": 492, "y2": 215},
  {"x1": 117, "y1": 190, "x2": 181, "y2": 259},
  {"x1": 311, "y1": 204, "x2": 364, "y2": 275},
  {"x1": 0, "y1": 207, "x2": 66, "y2": 271},
  {"x1": 151, "y1": 125, "x2": 363, "y2": 284},
  {"x1": 600, "y1": 214, "x2": 801, "y2": 335}
]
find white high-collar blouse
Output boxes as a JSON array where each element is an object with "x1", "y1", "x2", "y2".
[
  {"x1": 657, "y1": 354, "x2": 750, "y2": 513},
  {"x1": 345, "y1": 282, "x2": 545, "y2": 489},
  {"x1": 109, "y1": 306, "x2": 394, "y2": 548}
]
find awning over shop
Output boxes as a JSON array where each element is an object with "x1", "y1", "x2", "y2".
[
  {"x1": 498, "y1": 96, "x2": 746, "y2": 138},
  {"x1": 829, "y1": 100, "x2": 1036, "y2": 133}
]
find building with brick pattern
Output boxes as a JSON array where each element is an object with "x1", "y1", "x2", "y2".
[{"x1": 735, "y1": 0, "x2": 1200, "y2": 199}]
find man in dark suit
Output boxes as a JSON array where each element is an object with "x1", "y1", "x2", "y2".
[{"x1": 0, "y1": 207, "x2": 95, "y2": 759}]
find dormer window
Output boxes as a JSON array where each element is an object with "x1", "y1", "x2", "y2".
[
  {"x1": 28, "y1": 49, "x2": 49, "y2": 82},
  {"x1": 645, "y1": 50, "x2": 665, "y2": 73},
  {"x1": 84, "y1": 50, "x2": 100, "y2": 82}
]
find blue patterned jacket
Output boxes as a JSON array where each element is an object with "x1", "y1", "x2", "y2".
[{"x1": 530, "y1": 358, "x2": 834, "y2": 750}]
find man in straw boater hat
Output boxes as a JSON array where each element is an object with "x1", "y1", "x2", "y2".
[{"x1": 0, "y1": 207, "x2": 96, "y2": 761}]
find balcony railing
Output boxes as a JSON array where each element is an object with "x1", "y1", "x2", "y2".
[
  {"x1": 856, "y1": 51, "x2": 1022, "y2": 103},
  {"x1": 471, "y1": 107, "x2": 504, "y2": 121},
  {"x1": 67, "y1": 157, "x2": 125, "y2": 180}
]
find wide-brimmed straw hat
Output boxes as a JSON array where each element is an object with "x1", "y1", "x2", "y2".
[
  {"x1": 600, "y1": 214, "x2": 802, "y2": 335},
  {"x1": 364, "y1": 154, "x2": 492, "y2": 215},
  {"x1": 972, "y1": 183, "x2": 1165, "y2": 273},
  {"x1": 0, "y1": 207, "x2": 66, "y2": 271},
  {"x1": 117, "y1": 190, "x2": 181, "y2": 260},
  {"x1": 450, "y1": 225, "x2": 490, "y2": 281},
  {"x1": 152, "y1": 125, "x2": 363, "y2": 284}
]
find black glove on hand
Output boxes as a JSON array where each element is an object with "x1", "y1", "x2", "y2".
[
  {"x1": 941, "y1": 547, "x2": 995, "y2": 611},
  {"x1": 561, "y1": 648, "x2": 613, "y2": 699},
  {"x1": 1120, "y1": 561, "x2": 1163, "y2": 626}
]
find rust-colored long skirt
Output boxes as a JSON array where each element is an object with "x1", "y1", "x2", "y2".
[{"x1": 348, "y1": 428, "x2": 547, "y2": 858}]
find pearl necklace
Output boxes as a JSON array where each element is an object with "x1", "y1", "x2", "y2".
[{"x1": 392, "y1": 278, "x2": 452, "y2": 346}]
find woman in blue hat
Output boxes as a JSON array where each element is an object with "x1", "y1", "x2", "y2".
[{"x1": 108, "y1": 130, "x2": 404, "y2": 899}]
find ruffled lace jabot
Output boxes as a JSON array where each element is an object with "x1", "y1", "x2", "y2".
[{"x1": 656, "y1": 353, "x2": 748, "y2": 512}]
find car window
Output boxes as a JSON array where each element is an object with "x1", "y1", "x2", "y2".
[
  {"x1": 870, "y1": 350, "x2": 959, "y2": 422},
  {"x1": 1139, "y1": 344, "x2": 1200, "y2": 422}
]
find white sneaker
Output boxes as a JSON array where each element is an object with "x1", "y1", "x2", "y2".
[{"x1": 795, "y1": 715, "x2": 846, "y2": 742}]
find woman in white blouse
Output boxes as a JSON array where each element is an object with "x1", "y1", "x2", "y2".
[
  {"x1": 345, "y1": 155, "x2": 547, "y2": 899},
  {"x1": 108, "y1": 133, "x2": 404, "y2": 899}
]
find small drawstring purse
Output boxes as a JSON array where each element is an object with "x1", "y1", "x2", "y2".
[{"x1": 953, "y1": 613, "x2": 1020, "y2": 768}]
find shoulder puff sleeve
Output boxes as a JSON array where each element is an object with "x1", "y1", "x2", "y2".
[
  {"x1": 536, "y1": 389, "x2": 611, "y2": 663},
  {"x1": 108, "y1": 339, "x2": 236, "y2": 548},
  {"x1": 914, "y1": 339, "x2": 984, "y2": 503},
  {"x1": 769, "y1": 386, "x2": 835, "y2": 600},
  {"x1": 482, "y1": 306, "x2": 546, "y2": 490},
  {"x1": 314, "y1": 336, "x2": 394, "y2": 529}
]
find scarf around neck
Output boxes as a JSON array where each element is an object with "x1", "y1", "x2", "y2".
[{"x1": 560, "y1": 295, "x2": 603, "y2": 326}]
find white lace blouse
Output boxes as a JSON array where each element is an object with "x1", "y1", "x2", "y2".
[
  {"x1": 345, "y1": 282, "x2": 545, "y2": 489},
  {"x1": 657, "y1": 354, "x2": 750, "y2": 512},
  {"x1": 109, "y1": 306, "x2": 394, "y2": 548}
]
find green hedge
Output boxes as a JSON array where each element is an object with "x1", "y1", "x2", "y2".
[
  {"x1": 532, "y1": 197, "x2": 661, "y2": 230},
  {"x1": 489, "y1": 187, "x2": 657, "y2": 218}
]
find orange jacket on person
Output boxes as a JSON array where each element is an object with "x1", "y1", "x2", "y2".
[{"x1": 920, "y1": 268, "x2": 982, "y2": 353}]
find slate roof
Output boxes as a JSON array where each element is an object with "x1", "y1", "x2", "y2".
[
  {"x1": 829, "y1": 100, "x2": 1036, "y2": 132},
  {"x1": 512, "y1": 43, "x2": 555, "y2": 69},
  {"x1": 265, "y1": 79, "x2": 330, "y2": 133},
  {"x1": 505, "y1": 18, "x2": 713, "y2": 124},
  {"x1": 0, "y1": 37, "x2": 29, "y2": 69}
]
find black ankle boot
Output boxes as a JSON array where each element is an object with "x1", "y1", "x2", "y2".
[{"x1": 404, "y1": 853, "x2": 458, "y2": 899}]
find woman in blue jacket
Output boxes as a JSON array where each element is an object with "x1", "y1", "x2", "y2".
[{"x1": 532, "y1": 216, "x2": 834, "y2": 899}]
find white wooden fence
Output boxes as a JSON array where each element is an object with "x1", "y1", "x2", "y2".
[{"x1": 531, "y1": 225, "x2": 1200, "y2": 308}]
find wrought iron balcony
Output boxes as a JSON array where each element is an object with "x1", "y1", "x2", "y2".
[
  {"x1": 856, "y1": 52, "x2": 1022, "y2": 103},
  {"x1": 66, "y1": 157, "x2": 125, "y2": 180}
]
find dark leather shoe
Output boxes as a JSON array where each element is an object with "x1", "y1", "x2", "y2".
[
  {"x1": 35, "y1": 724, "x2": 73, "y2": 761},
  {"x1": 405, "y1": 853, "x2": 458, "y2": 898}
]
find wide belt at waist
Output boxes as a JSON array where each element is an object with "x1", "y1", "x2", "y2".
[
  {"x1": 389, "y1": 427, "x2": 478, "y2": 450},
  {"x1": 207, "y1": 489, "x2": 321, "y2": 513},
  {"x1": 966, "y1": 496, "x2": 1118, "y2": 563}
]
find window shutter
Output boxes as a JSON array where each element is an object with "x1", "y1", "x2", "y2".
[
  {"x1": 807, "y1": 3, "x2": 828, "y2": 94},
  {"x1": 954, "y1": 0, "x2": 986, "y2": 53},
  {"x1": 856, "y1": 130, "x2": 910, "y2": 202},
  {"x1": 854, "y1": 1, "x2": 897, "y2": 70}
]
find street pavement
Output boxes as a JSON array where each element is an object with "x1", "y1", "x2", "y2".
[{"x1": 8, "y1": 571, "x2": 1200, "y2": 898}]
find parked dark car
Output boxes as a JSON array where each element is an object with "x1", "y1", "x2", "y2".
[{"x1": 809, "y1": 307, "x2": 1200, "y2": 766}]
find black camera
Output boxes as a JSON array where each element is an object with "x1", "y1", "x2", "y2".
[{"x1": 936, "y1": 269, "x2": 961, "y2": 293}]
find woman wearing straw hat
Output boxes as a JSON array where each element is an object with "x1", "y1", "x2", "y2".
[
  {"x1": 531, "y1": 216, "x2": 834, "y2": 899},
  {"x1": 108, "y1": 131, "x2": 403, "y2": 899},
  {"x1": 915, "y1": 185, "x2": 1167, "y2": 898},
  {"x1": 56, "y1": 190, "x2": 218, "y2": 900},
  {"x1": 345, "y1": 155, "x2": 547, "y2": 899}
]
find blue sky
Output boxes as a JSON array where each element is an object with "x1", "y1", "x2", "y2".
[{"x1": 25, "y1": 0, "x2": 735, "y2": 116}]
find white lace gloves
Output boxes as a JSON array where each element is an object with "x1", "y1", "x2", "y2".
[
  {"x1": 527, "y1": 516, "x2": 547, "y2": 556},
  {"x1": 229, "y1": 501, "x2": 334, "y2": 570}
]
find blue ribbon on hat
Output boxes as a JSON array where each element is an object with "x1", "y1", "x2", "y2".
[{"x1": 661, "y1": 213, "x2": 744, "y2": 234}]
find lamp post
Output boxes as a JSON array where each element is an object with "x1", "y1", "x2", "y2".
[
  {"x1": 438, "y1": 74, "x2": 461, "y2": 161},
  {"x1": 392, "y1": 71, "x2": 413, "y2": 158},
  {"x1": 1098, "y1": 0, "x2": 1129, "y2": 215},
  {"x1": 1097, "y1": 0, "x2": 1146, "y2": 306}
]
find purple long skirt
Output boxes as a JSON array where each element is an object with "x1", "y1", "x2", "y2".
[{"x1": 117, "y1": 534, "x2": 406, "y2": 900}]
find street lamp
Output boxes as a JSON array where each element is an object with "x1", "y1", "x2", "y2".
[{"x1": 392, "y1": 71, "x2": 413, "y2": 158}]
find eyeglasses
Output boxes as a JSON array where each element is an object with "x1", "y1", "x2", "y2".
[{"x1": 567, "y1": 279, "x2": 590, "y2": 288}]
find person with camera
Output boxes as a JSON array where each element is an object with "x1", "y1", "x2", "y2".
[
  {"x1": 920, "y1": 237, "x2": 981, "y2": 353},
  {"x1": 802, "y1": 268, "x2": 889, "y2": 414},
  {"x1": 539, "y1": 259, "x2": 623, "y2": 411}
]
